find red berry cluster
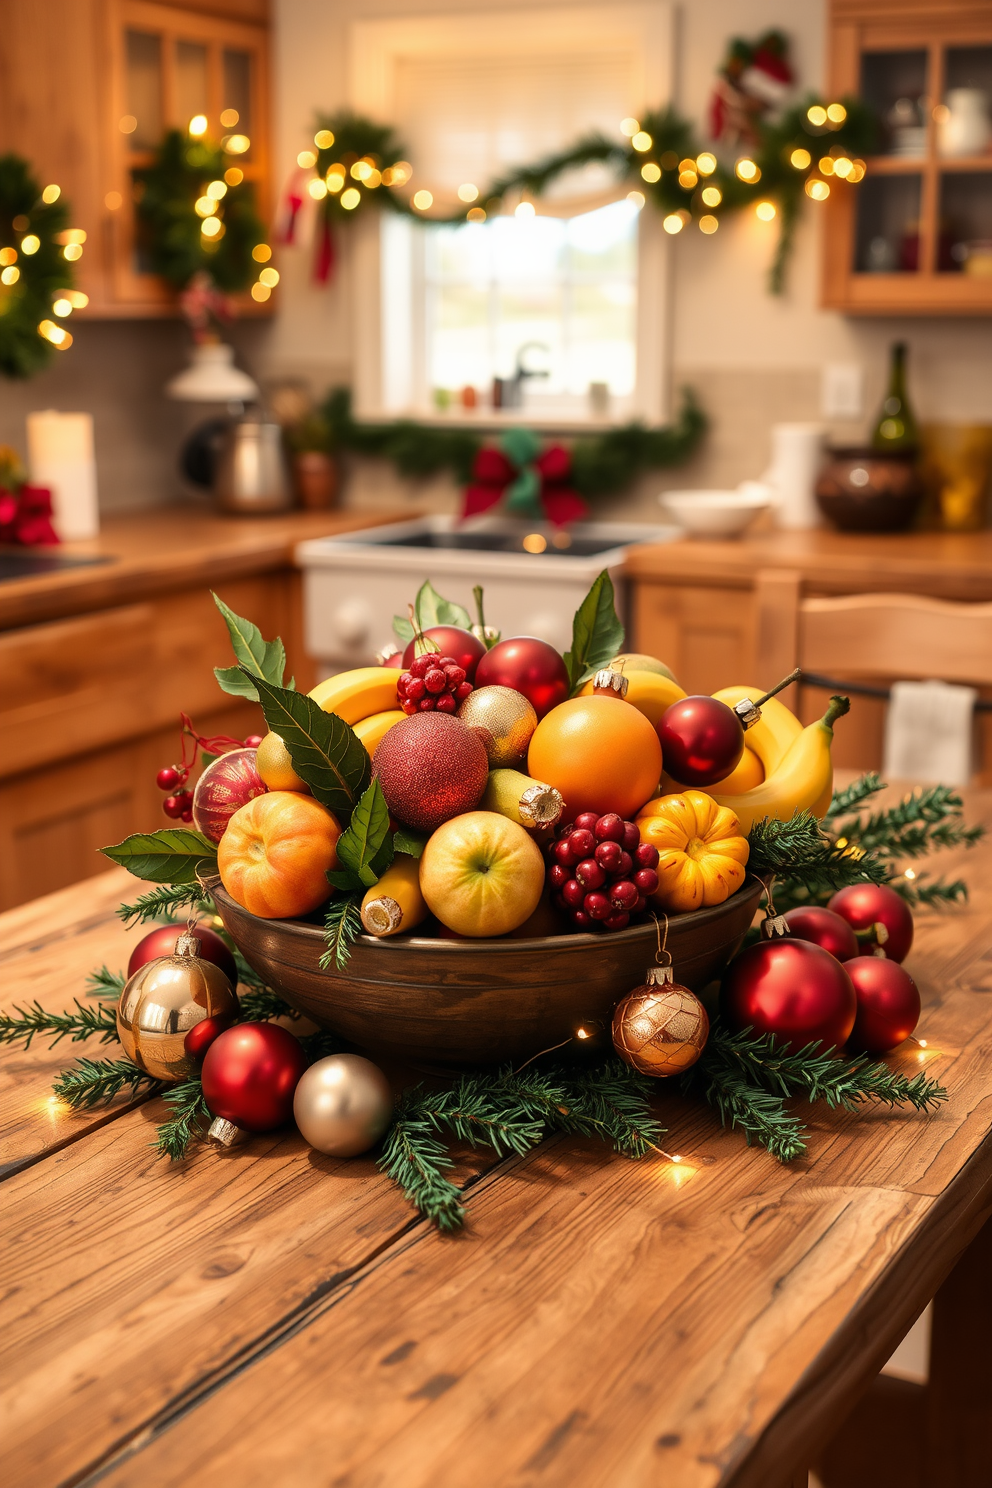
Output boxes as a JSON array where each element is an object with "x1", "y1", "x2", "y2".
[
  {"x1": 397, "y1": 653, "x2": 474, "y2": 716},
  {"x1": 156, "y1": 765, "x2": 193, "y2": 822},
  {"x1": 548, "y1": 812, "x2": 660, "y2": 932}
]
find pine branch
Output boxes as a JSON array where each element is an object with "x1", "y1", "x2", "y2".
[
  {"x1": 699, "y1": 1073, "x2": 808, "y2": 1162},
  {"x1": 84, "y1": 965, "x2": 126, "y2": 999},
  {"x1": 898, "y1": 874, "x2": 970, "y2": 907},
  {"x1": 117, "y1": 884, "x2": 211, "y2": 928},
  {"x1": 238, "y1": 986, "x2": 294, "y2": 1021},
  {"x1": 0, "y1": 998, "x2": 118, "y2": 1050},
  {"x1": 320, "y1": 896, "x2": 363, "y2": 970},
  {"x1": 52, "y1": 1056, "x2": 161, "y2": 1110},
  {"x1": 747, "y1": 810, "x2": 888, "y2": 894},
  {"x1": 824, "y1": 772, "x2": 885, "y2": 820},
  {"x1": 836, "y1": 785, "x2": 984, "y2": 861},
  {"x1": 378, "y1": 1096, "x2": 467, "y2": 1232},
  {"x1": 554, "y1": 1059, "x2": 666, "y2": 1158},
  {"x1": 411, "y1": 1074, "x2": 546, "y2": 1156},
  {"x1": 300, "y1": 1028, "x2": 345, "y2": 1062},
  {"x1": 155, "y1": 1076, "x2": 209, "y2": 1160}
]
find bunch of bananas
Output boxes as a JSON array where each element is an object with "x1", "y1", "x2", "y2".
[{"x1": 309, "y1": 667, "x2": 405, "y2": 754}]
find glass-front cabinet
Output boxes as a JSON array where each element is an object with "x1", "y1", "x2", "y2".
[{"x1": 825, "y1": 2, "x2": 992, "y2": 314}]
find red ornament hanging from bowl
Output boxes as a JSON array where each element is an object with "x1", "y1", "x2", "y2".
[{"x1": 720, "y1": 911, "x2": 857, "y2": 1053}]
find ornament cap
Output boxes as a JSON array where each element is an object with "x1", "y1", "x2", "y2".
[
  {"x1": 206, "y1": 1116, "x2": 248, "y2": 1148},
  {"x1": 175, "y1": 932, "x2": 201, "y2": 959},
  {"x1": 363, "y1": 895, "x2": 402, "y2": 935},
  {"x1": 593, "y1": 668, "x2": 629, "y2": 699},
  {"x1": 518, "y1": 782, "x2": 565, "y2": 828},
  {"x1": 645, "y1": 963, "x2": 675, "y2": 987},
  {"x1": 734, "y1": 697, "x2": 762, "y2": 730},
  {"x1": 761, "y1": 913, "x2": 792, "y2": 940}
]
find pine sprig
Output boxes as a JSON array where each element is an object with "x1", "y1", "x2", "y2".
[
  {"x1": 379, "y1": 1097, "x2": 467, "y2": 1232},
  {"x1": 553, "y1": 1059, "x2": 665, "y2": 1157},
  {"x1": 116, "y1": 885, "x2": 211, "y2": 928},
  {"x1": 155, "y1": 1076, "x2": 209, "y2": 1160},
  {"x1": 697, "y1": 1074, "x2": 808, "y2": 1162},
  {"x1": 834, "y1": 785, "x2": 984, "y2": 860},
  {"x1": 824, "y1": 773, "x2": 885, "y2": 820},
  {"x1": 52, "y1": 1056, "x2": 161, "y2": 1110},
  {"x1": 85, "y1": 965, "x2": 126, "y2": 999},
  {"x1": 747, "y1": 810, "x2": 888, "y2": 895},
  {"x1": 0, "y1": 998, "x2": 118, "y2": 1050},
  {"x1": 238, "y1": 985, "x2": 294, "y2": 1021},
  {"x1": 899, "y1": 874, "x2": 969, "y2": 907},
  {"x1": 320, "y1": 896, "x2": 363, "y2": 970}
]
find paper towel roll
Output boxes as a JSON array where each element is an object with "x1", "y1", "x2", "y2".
[
  {"x1": 27, "y1": 410, "x2": 99, "y2": 540},
  {"x1": 768, "y1": 422, "x2": 824, "y2": 530}
]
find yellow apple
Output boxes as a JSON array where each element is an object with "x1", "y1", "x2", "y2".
[
  {"x1": 419, "y1": 810, "x2": 545, "y2": 937},
  {"x1": 255, "y1": 731, "x2": 309, "y2": 792}
]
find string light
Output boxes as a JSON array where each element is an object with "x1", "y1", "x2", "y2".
[
  {"x1": 457, "y1": 183, "x2": 479, "y2": 202},
  {"x1": 351, "y1": 158, "x2": 374, "y2": 181},
  {"x1": 904, "y1": 867, "x2": 917, "y2": 880},
  {"x1": 523, "y1": 533, "x2": 547, "y2": 554},
  {"x1": 297, "y1": 149, "x2": 317, "y2": 169},
  {"x1": 119, "y1": 114, "x2": 138, "y2": 134},
  {"x1": 626, "y1": 190, "x2": 645, "y2": 209},
  {"x1": 365, "y1": 168, "x2": 382, "y2": 188},
  {"x1": 326, "y1": 166, "x2": 346, "y2": 192},
  {"x1": 515, "y1": 200, "x2": 535, "y2": 218},
  {"x1": 41, "y1": 184, "x2": 60, "y2": 204},
  {"x1": 224, "y1": 167, "x2": 243, "y2": 186},
  {"x1": 807, "y1": 104, "x2": 828, "y2": 127},
  {"x1": 206, "y1": 180, "x2": 227, "y2": 200},
  {"x1": 848, "y1": 159, "x2": 866, "y2": 183},
  {"x1": 220, "y1": 108, "x2": 240, "y2": 128},
  {"x1": 663, "y1": 212, "x2": 685, "y2": 234},
  {"x1": 38, "y1": 319, "x2": 72, "y2": 348},
  {"x1": 620, "y1": 117, "x2": 640, "y2": 137},
  {"x1": 819, "y1": 156, "x2": 836, "y2": 176},
  {"x1": 805, "y1": 178, "x2": 830, "y2": 200},
  {"x1": 251, "y1": 282, "x2": 271, "y2": 302},
  {"x1": 341, "y1": 187, "x2": 362, "y2": 210},
  {"x1": 701, "y1": 185, "x2": 722, "y2": 206},
  {"x1": 412, "y1": 189, "x2": 433, "y2": 211},
  {"x1": 104, "y1": 190, "x2": 123, "y2": 210},
  {"x1": 52, "y1": 295, "x2": 73, "y2": 315},
  {"x1": 224, "y1": 134, "x2": 250, "y2": 154},
  {"x1": 827, "y1": 102, "x2": 847, "y2": 124},
  {"x1": 389, "y1": 161, "x2": 412, "y2": 186},
  {"x1": 0, "y1": 247, "x2": 15, "y2": 265},
  {"x1": 641, "y1": 162, "x2": 661, "y2": 182},
  {"x1": 252, "y1": 243, "x2": 272, "y2": 262},
  {"x1": 1, "y1": 265, "x2": 20, "y2": 285},
  {"x1": 308, "y1": 178, "x2": 328, "y2": 200},
  {"x1": 631, "y1": 130, "x2": 653, "y2": 152},
  {"x1": 314, "y1": 128, "x2": 334, "y2": 149},
  {"x1": 21, "y1": 235, "x2": 40, "y2": 254},
  {"x1": 194, "y1": 196, "x2": 217, "y2": 217},
  {"x1": 258, "y1": 266, "x2": 279, "y2": 287},
  {"x1": 756, "y1": 200, "x2": 777, "y2": 221},
  {"x1": 63, "y1": 243, "x2": 82, "y2": 260},
  {"x1": 736, "y1": 158, "x2": 760, "y2": 182},
  {"x1": 791, "y1": 147, "x2": 811, "y2": 169},
  {"x1": 699, "y1": 215, "x2": 719, "y2": 233},
  {"x1": 65, "y1": 290, "x2": 88, "y2": 308},
  {"x1": 58, "y1": 229, "x2": 86, "y2": 245},
  {"x1": 466, "y1": 206, "x2": 486, "y2": 222},
  {"x1": 832, "y1": 156, "x2": 853, "y2": 179},
  {"x1": 696, "y1": 152, "x2": 717, "y2": 175},
  {"x1": 678, "y1": 166, "x2": 698, "y2": 189},
  {"x1": 201, "y1": 216, "x2": 224, "y2": 237},
  {"x1": 189, "y1": 114, "x2": 208, "y2": 137}
]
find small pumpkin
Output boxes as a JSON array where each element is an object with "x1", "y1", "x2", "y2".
[{"x1": 636, "y1": 790, "x2": 749, "y2": 913}]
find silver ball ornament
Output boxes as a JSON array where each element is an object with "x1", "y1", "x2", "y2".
[
  {"x1": 116, "y1": 932, "x2": 239, "y2": 1082},
  {"x1": 293, "y1": 1054, "x2": 393, "y2": 1157}
]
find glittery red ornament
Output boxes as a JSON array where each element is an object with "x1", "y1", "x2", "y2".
[
  {"x1": 474, "y1": 636, "x2": 570, "y2": 719},
  {"x1": 127, "y1": 923, "x2": 237, "y2": 984},
  {"x1": 783, "y1": 906, "x2": 858, "y2": 962},
  {"x1": 828, "y1": 883, "x2": 914, "y2": 963},
  {"x1": 720, "y1": 920, "x2": 857, "y2": 1052},
  {"x1": 401, "y1": 625, "x2": 486, "y2": 680},
  {"x1": 201, "y1": 1023, "x2": 308, "y2": 1135},
  {"x1": 658, "y1": 696, "x2": 744, "y2": 787},
  {"x1": 373, "y1": 712, "x2": 489, "y2": 832},
  {"x1": 845, "y1": 955, "x2": 921, "y2": 1055},
  {"x1": 192, "y1": 747, "x2": 268, "y2": 844}
]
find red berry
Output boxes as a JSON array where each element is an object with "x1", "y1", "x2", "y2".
[
  {"x1": 163, "y1": 794, "x2": 186, "y2": 818},
  {"x1": 181, "y1": 809, "x2": 194, "y2": 822},
  {"x1": 409, "y1": 654, "x2": 432, "y2": 678},
  {"x1": 401, "y1": 699, "x2": 418, "y2": 715},
  {"x1": 405, "y1": 676, "x2": 426, "y2": 700},
  {"x1": 574, "y1": 811, "x2": 600, "y2": 832},
  {"x1": 243, "y1": 734, "x2": 264, "y2": 750},
  {"x1": 621, "y1": 822, "x2": 639, "y2": 852},
  {"x1": 616, "y1": 851, "x2": 633, "y2": 877},
  {"x1": 435, "y1": 693, "x2": 456, "y2": 713},
  {"x1": 576, "y1": 859, "x2": 606, "y2": 890},
  {"x1": 571, "y1": 910, "x2": 593, "y2": 930},
  {"x1": 424, "y1": 668, "x2": 446, "y2": 694},
  {"x1": 455, "y1": 681, "x2": 474, "y2": 702},
  {"x1": 445, "y1": 665, "x2": 466, "y2": 686},
  {"x1": 549, "y1": 863, "x2": 569, "y2": 888},
  {"x1": 610, "y1": 879, "x2": 639, "y2": 910},
  {"x1": 436, "y1": 655, "x2": 456, "y2": 668},
  {"x1": 634, "y1": 867, "x2": 659, "y2": 895},
  {"x1": 418, "y1": 697, "x2": 435, "y2": 711},
  {"x1": 634, "y1": 894, "x2": 647, "y2": 913},
  {"x1": 562, "y1": 878, "x2": 585, "y2": 908},
  {"x1": 584, "y1": 891, "x2": 611, "y2": 920},
  {"x1": 156, "y1": 766, "x2": 181, "y2": 791},
  {"x1": 604, "y1": 910, "x2": 630, "y2": 932},
  {"x1": 553, "y1": 839, "x2": 575, "y2": 867},
  {"x1": 568, "y1": 828, "x2": 596, "y2": 859},
  {"x1": 594, "y1": 813, "x2": 624, "y2": 843},
  {"x1": 635, "y1": 842, "x2": 660, "y2": 869},
  {"x1": 594, "y1": 840, "x2": 623, "y2": 873}
]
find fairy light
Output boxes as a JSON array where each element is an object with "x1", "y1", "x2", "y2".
[
  {"x1": 21, "y1": 235, "x2": 40, "y2": 255},
  {"x1": 806, "y1": 178, "x2": 830, "y2": 201},
  {"x1": 308, "y1": 178, "x2": 328, "y2": 200},
  {"x1": 790, "y1": 147, "x2": 811, "y2": 169},
  {"x1": 701, "y1": 185, "x2": 722, "y2": 207},
  {"x1": 819, "y1": 156, "x2": 836, "y2": 176},
  {"x1": 515, "y1": 201, "x2": 536, "y2": 218},
  {"x1": 918, "y1": 1038, "x2": 928, "y2": 1048},
  {"x1": 523, "y1": 533, "x2": 547, "y2": 554},
  {"x1": 756, "y1": 200, "x2": 777, "y2": 221},
  {"x1": 848, "y1": 159, "x2": 866, "y2": 183},
  {"x1": 200, "y1": 216, "x2": 224, "y2": 237},
  {"x1": 678, "y1": 166, "x2": 698, "y2": 190},
  {"x1": 251, "y1": 282, "x2": 271, "y2": 302},
  {"x1": 194, "y1": 196, "x2": 217, "y2": 217},
  {"x1": 458, "y1": 183, "x2": 479, "y2": 202},
  {"x1": 827, "y1": 102, "x2": 847, "y2": 124},
  {"x1": 576, "y1": 1026, "x2": 592, "y2": 1040},
  {"x1": 341, "y1": 187, "x2": 362, "y2": 210},
  {"x1": 699, "y1": 215, "x2": 719, "y2": 234},
  {"x1": 620, "y1": 117, "x2": 640, "y2": 137},
  {"x1": 38, "y1": 319, "x2": 72, "y2": 348},
  {"x1": 224, "y1": 167, "x2": 243, "y2": 187},
  {"x1": 807, "y1": 104, "x2": 828, "y2": 128},
  {"x1": 351, "y1": 159, "x2": 374, "y2": 182},
  {"x1": 466, "y1": 207, "x2": 486, "y2": 222},
  {"x1": 189, "y1": 114, "x2": 208, "y2": 137},
  {"x1": 904, "y1": 867, "x2": 916, "y2": 880},
  {"x1": 626, "y1": 190, "x2": 645, "y2": 209},
  {"x1": 224, "y1": 134, "x2": 250, "y2": 154},
  {"x1": 63, "y1": 243, "x2": 82, "y2": 261},
  {"x1": 119, "y1": 114, "x2": 137, "y2": 134},
  {"x1": 631, "y1": 130, "x2": 653, "y2": 152},
  {"x1": 258, "y1": 266, "x2": 279, "y2": 287},
  {"x1": 66, "y1": 290, "x2": 88, "y2": 307},
  {"x1": 832, "y1": 156, "x2": 853, "y2": 179},
  {"x1": 252, "y1": 243, "x2": 272, "y2": 262},
  {"x1": 207, "y1": 180, "x2": 227, "y2": 200},
  {"x1": 105, "y1": 190, "x2": 123, "y2": 210},
  {"x1": 736, "y1": 158, "x2": 760, "y2": 182},
  {"x1": 0, "y1": 247, "x2": 16, "y2": 265},
  {"x1": 41, "y1": 184, "x2": 60, "y2": 204},
  {"x1": 696, "y1": 152, "x2": 717, "y2": 175},
  {"x1": 663, "y1": 212, "x2": 685, "y2": 234},
  {"x1": 641, "y1": 162, "x2": 661, "y2": 183},
  {"x1": 1, "y1": 265, "x2": 20, "y2": 285},
  {"x1": 325, "y1": 166, "x2": 346, "y2": 192},
  {"x1": 366, "y1": 168, "x2": 382, "y2": 188},
  {"x1": 220, "y1": 108, "x2": 240, "y2": 128},
  {"x1": 297, "y1": 149, "x2": 317, "y2": 169},
  {"x1": 390, "y1": 161, "x2": 413, "y2": 186},
  {"x1": 412, "y1": 189, "x2": 434, "y2": 211},
  {"x1": 52, "y1": 295, "x2": 73, "y2": 315},
  {"x1": 314, "y1": 128, "x2": 334, "y2": 149}
]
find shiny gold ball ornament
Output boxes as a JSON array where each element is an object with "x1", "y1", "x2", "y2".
[
  {"x1": 458, "y1": 684, "x2": 538, "y2": 766},
  {"x1": 293, "y1": 1054, "x2": 393, "y2": 1157},
  {"x1": 611, "y1": 966, "x2": 709, "y2": 1077},
  {"x1": 116, "y1": 932, "x2": 239, "y2": 1082}
]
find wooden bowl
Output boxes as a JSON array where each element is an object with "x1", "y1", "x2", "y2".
[{"x1": 204, "y1": 874, "x2": 762, "y2": 1069}]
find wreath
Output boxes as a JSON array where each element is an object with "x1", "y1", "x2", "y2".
[{"x1": 0, "y1": 154, "x2": 81, "y2": 379}]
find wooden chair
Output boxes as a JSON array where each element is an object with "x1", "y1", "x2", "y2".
[{"x1": 752, "y1": 570, "x2": 992, "y2": 779}]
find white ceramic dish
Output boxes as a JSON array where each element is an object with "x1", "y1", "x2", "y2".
[{"x1": 659, "y1": 487, "x2": 770, "y2": 538}]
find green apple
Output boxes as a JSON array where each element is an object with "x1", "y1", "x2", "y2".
[
  {"x1": 612, "y1": 652, "x2": 679, "y2": 684},
  {"x1": 419, "y1": 811, "x2": 545, "y2": 937}
]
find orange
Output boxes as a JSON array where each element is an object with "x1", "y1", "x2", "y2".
[
  {"x1": 527, "y1": 695, "x2": 663, "y2": 820},
  {"x1": 219, "y1": 791, "x2": 341, "y2": 918}
]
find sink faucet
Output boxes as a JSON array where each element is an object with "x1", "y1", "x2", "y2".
[{"x1": 494, "y1": 342, "x2": 550, "y2": 410}]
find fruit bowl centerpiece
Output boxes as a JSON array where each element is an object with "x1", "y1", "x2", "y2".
[{"x1": 203, "y1": 870, "x2": 763, "y2": 1067}]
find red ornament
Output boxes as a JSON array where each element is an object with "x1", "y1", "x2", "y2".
[
  {"x1": 828, "y1": 883, "x2": 914, "y2": 963},
  {"x1": 658, "y1": 696, "x2": 744, "y2": 787},
  {"x1": 475, "y1": 637, "x2": 570, "y2": 719},
  {"x1": 192, "y1": 747, "x2": 268, "y2": 844},
  {"x1": 845, "y1": 956, "x2": 921, "y2": 1055},
  {"x1": 183, "y1": 1014, "x2": 232, "y2": 1061},
  {"x1": 376, "y1": 645, "x2": 404, "y2": 668},
  {"x1": 127, "y1": 923, "x2": 238, "y2": 984},
  {"x1": 783, "y1": 906, "x2": 859, "y2": 962},
  {"x1": 720, "y1": 922, "x2": 857, "y2": 1052},
  {"x1": 401, "y1": 626, "x2": 486, "y2": 681},
  {"x1": 201, "y1": 1023, "x2": 308, "y2": 1133}
]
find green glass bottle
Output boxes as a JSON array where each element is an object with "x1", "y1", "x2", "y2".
[{"x1": 871, "y1": 341, "x2": 919, "y2": 452}]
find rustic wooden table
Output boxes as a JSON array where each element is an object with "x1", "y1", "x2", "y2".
[{"x1": 2, "y1": 798, "x2": 992, "y2": 1488}]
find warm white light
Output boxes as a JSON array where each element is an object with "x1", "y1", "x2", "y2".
[
  {"x1": 466, "y1": 207, "x2": 486, "y2": 222},
  {"x1": 224, "y1": 168, "x2": 244, "y2": 187},
  {"x1": 195, "y1": 196, "x2": 217, "y2": 217},
  {"x1": 790, "y1": 148, "x2": 812, "y2": 170},
  {"x1": 523, "y1": 533, "x2": 547, "y2": 554},
  {"x1": 515, "y1": 201, "x2": 535, "y2": 218},
  {"x1": 251, "y1": 282, "x2": 271, "y2": 302},
  {"x1": 641, "y1": 162, "x2": 661, "y2": 183},
  {"x1": 904, "y1": 867, "x2": 917, "y2": 879},
  {"x1": 626, "y1": 190, "x2": 645, "y2": 209},
  {"x1": 207, "y1": 180, "x2": 228, "y2": 201},
  {"x1": 252, "y1": 243, "x2": 271, "y2": 262},
  {"x1": 38, "y1": 319, "x2": 72, "y2": 347},
  {"x1": 297, "y1": 149, "x2": 317, "y2": 170},
  {"x1": 258, "y1": 266, "x2": 279, "y2": 287},
  {"x1": 663, "y1": 212, "x2": 685, "y2": 234},
  {"x1": 631, "y1": 130, "x2": 653, "y2": 152},
  {"x1": 699, "y1": 214, "x2": 719, "y2": 234},
  {"x1": 200, "y1": 216, "x2": 223, "y2": 237},
  {"x1": 736, "y1": 158, "x2": 760, "y2": 182},
  {"x1": 351, "y1": 159, "x2": 373, "y2": 181},
  {"x1": 819, "y1": 156, "x2": 836, "y2": 176},
  {"x1": 189, "y1": 114, "x2": 208, "y2": 137},
  {"x1": 314, "y1": 129, "x2": 334, "y2": 149},
  {"x1": 308, "y1": 178, "x2": 328, "y2": 200},
  {"x1": 756, "y1": 200, "x2": 777, "y2": 221},
  {"x1": 1, "y1": 265, "x2": 20, "y2": 285},
  {"x1": 325, "y1": 167, "x2": 346, "y2": 192},
  {"x1": 0, "y1": 247, "x2": 15, "y2": 265},
  {"x1": 620, "y1": 117, "x2": 640, "y2": 137},
  {"x1": 832, "y1": 156, "x2": 854, "y2": 179},
  {"x1": 21, "y1": 235, "x2": 40, "y2": 255},
  {"x1": 701, "y1": 185, "x2": 722, "y2": 206},
  {"x1": 65, "y1": 290, "x2": 88, "y2": 308},
  {"x1": 806, "y1": 178, "x2": 830, "y2": 200},
  {"x1": 458, "y1": 183, "x2": 479, "y2": 202},
  {"x1": 63, "y1": 243, "x2": 82, "y2": 260},
  {"x1": 224, "y1": 134, "x2": 250, "y2": 154},
  {"x1": 576, "y1": 1026, "x2": 591, "y2": 1039},
  {"x1": 412, "y1": 190, "x2": 433, "y2": 211},
  {"x1": 220, "y1": 108, "x2": 240, "y2": 128},
  {"x1": 52, "y1": 296, "x2": 72, "y2": 315},
  {"x1": 696, "y1": 152, "x2": 717, "y2": 175},
  {"x1": 41, "y1": 184, "x2": 60, "y2": 204},
  {"x1": 807, "y1": 104, "x2": 828, "y2": 127},
  {"x1": 389, "y1": 161, "x2": 412, "y2": 186},
  {"x1": 678, "y1": 169, "x2": 698, "y2": 189},
  {"x1": 341, "y1": 187, "x2": 361, "y2": 210},
  {"x1": 918, "y1": 1038, "x2": 928, "y2": 1048},
  {"x1": 827, "y1": 102, "x2": 847, "y2": 124}
]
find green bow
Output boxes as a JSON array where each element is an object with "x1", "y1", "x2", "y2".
[{"x1": 500, "y1": 427, "x2": 544, "y2": 516}]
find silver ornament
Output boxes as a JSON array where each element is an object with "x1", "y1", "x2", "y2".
[{"x1": 293, "y1": 1054, "x2": 393, "y2": 1157}]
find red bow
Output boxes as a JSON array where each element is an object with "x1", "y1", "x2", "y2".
[
  {"x1": 462, "y1": 441, "x2": 588, "y2": 526},
  {"x1": 0, "y1": 484, "x2": 60, "y2": 546}
]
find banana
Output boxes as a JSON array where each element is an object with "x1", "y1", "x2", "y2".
[
  {"x1": 308, "y1": 668, "x2": 402, "y2": 725},
  {"x1": 708, "y1": 695, "x2": 850, "y2": 834},
  {"x1": 579, "y1": 668, "x2": 685, "y2": 727},
  {"x1": 354, "y1": 709, "x2": 406, "y2": 757},
  {"x1": 361, "y1": 855, "x2": 428, "y2": 937},
  {"x1": 713, "y1": 685, "x2": 803, "y2": 776},
  {"x1": 482, "y1": 768, "x2": 564, "y2": 830}
]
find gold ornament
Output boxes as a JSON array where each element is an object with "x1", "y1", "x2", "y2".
[
  {"x1": 293, "y1": 1054, "x2": 393, "y2": 1156},
  {"x1": 612, "y1": 965, "x2": 709, "y2": 1077},
  {"x1": 458, "y1": 684, "x2": 538, "y2": 766},
  {"x1": 117, "y1": 932, "x2": 239, "y2": 1082}
]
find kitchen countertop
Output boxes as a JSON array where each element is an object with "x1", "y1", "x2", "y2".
[
  {"x1": 0, "y1": 506, "x2": 412, "y2": 631},
  {"x1": 624, "y1": 527, "x2": 992, "y2": 599}
]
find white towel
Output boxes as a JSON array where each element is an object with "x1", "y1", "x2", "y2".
[{"x1": 883, "y1": 680, "x2": 977, "y2": 786}]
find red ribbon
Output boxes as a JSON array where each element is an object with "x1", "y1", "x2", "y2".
[
  {"x1": 462, "y1": 442, "x2": 588, "y2": 526},
  {"x1": 0, "y1": 485, "x2": 60, "y2": 546}
]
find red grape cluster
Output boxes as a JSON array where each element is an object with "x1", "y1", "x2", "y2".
[
  {"x1": 548, "y1": 812, "x2": 660, "y2": 932},
  {"x1": 397, "y1": 653, "x2": 474, "y2": 716}
]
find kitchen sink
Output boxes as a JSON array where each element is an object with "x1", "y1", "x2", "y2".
[{"x1": 0, "y1": 551, "x2": 111, "y2": 583}]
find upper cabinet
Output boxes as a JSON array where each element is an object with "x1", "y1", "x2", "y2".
[
  {"x1": 825, "y1": 0, "x2": 992, "y2": 315},
  {"x1": 0, "y1": 0, "x2": 270, "y2": 317}
]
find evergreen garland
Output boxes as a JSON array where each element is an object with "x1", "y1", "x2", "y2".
[
  {"x1": 0, "y1": 154, "x2": 78, "y2": 379},
  {"x1": 0, "y1": 998, "x2": 118, "y2": 1050},
  {"x1": 85, "y1": 966, "x2": 127, "y2": 999},
  {"x1": 117, "y1": 884, "x2": 209, "y2": 928},
  {"x1": 155, "y1": 1076, "x2": 210, "y2": 1161},
  {"x1": 51, "y1": 1056, "x2": 161, "y2": 1110}
]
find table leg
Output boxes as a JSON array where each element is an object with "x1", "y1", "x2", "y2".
[{"x1": 924, "y1": 1214, "x2": 992, "y2": 1485}]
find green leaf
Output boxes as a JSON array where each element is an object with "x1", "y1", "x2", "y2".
[
  {"x1": 333, "y1": 779, "x2": 394, "y2": 890},
  {"x1": 392, "y1": 614, "x2": 415, "y2": 645},
  {"x1": 393, "y1": 827, "x2": 428, "y2": 859},
  {"x1": 212, "y1": 592, "x2": 293, "y2": 701},
  {"x1": 415, "y1": 580, "x2": 471, "y2": 631},
  {"x1": 249, "y1": 671, "x2": 370, "y2": 822},
  {"x1": 101, "y1": 829, "x2": 218, "y2": 885},
  {"x1": 563, "y1": 569, "x2": 625, "y2": 692}
]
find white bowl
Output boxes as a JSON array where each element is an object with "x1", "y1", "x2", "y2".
[{"x1": 660, "y1": 487, "x2": 770, "y2": 538}]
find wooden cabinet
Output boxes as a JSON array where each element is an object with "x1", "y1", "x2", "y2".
[
  {"x1": 825, "y1": 0, "x2": 992, "y2": 315},
  {"x1": 0, "y1": 0, "x2": 270, "y2": 317}
]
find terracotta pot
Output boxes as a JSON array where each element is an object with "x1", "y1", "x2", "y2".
[
  {"x1": 203, "y1": 871, "x2": 763, "y2": 1069},
  {"x1": 815, "y1": 447, "x2": 923, "y2": 532},
  {"x1": 293, "y1": 450, "x2": 337, "y2": 509}
]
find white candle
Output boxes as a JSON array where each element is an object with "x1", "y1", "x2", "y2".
[{"x1": 26, "y1": 410, "x2": 99, "y2": 540}]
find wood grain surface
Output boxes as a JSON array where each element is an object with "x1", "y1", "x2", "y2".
[{"x1": 2, "y1": 789, "x2": 992, "y2": 1488}]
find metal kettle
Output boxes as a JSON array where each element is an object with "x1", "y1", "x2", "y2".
[{"x1": 214, "y1": 415, "x2": 293, "y2": 514}]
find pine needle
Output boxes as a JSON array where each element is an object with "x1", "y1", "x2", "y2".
[
  {"x1": 116, "y1": 885, "x2": 211, "y2": 928},
  {"x1": 747, "y1": 810, "x2": 889, "y2": 894},
  {"x1": 84, "y1": 965, "x2": 126, "y2": 999},
  {"x1": 238, "y1": 986, "x2": 294, "y2": 1021},
  {"x1": 379, "y1": 1096, "x2": 467, "y2": 1232},
  {"x1": 52, "y1": 1056, "x2": 161, "y2": 1110},
  {"x1": 0, "y1": 998, "x2": 118, "y2": 1050},
  {"x1": 825, "y1": 772, "x2": 885, "y2": 820},
  {"x1": 155, "y1": 1076, "x2": 209, "y2": 1160},
  {"x1": 320, "y1": 896, "x2": 362, "y2": 970}
]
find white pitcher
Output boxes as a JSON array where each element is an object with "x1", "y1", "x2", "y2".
[{"x1": 939, "y1": 89, "x2": 992, "y2": 158}]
